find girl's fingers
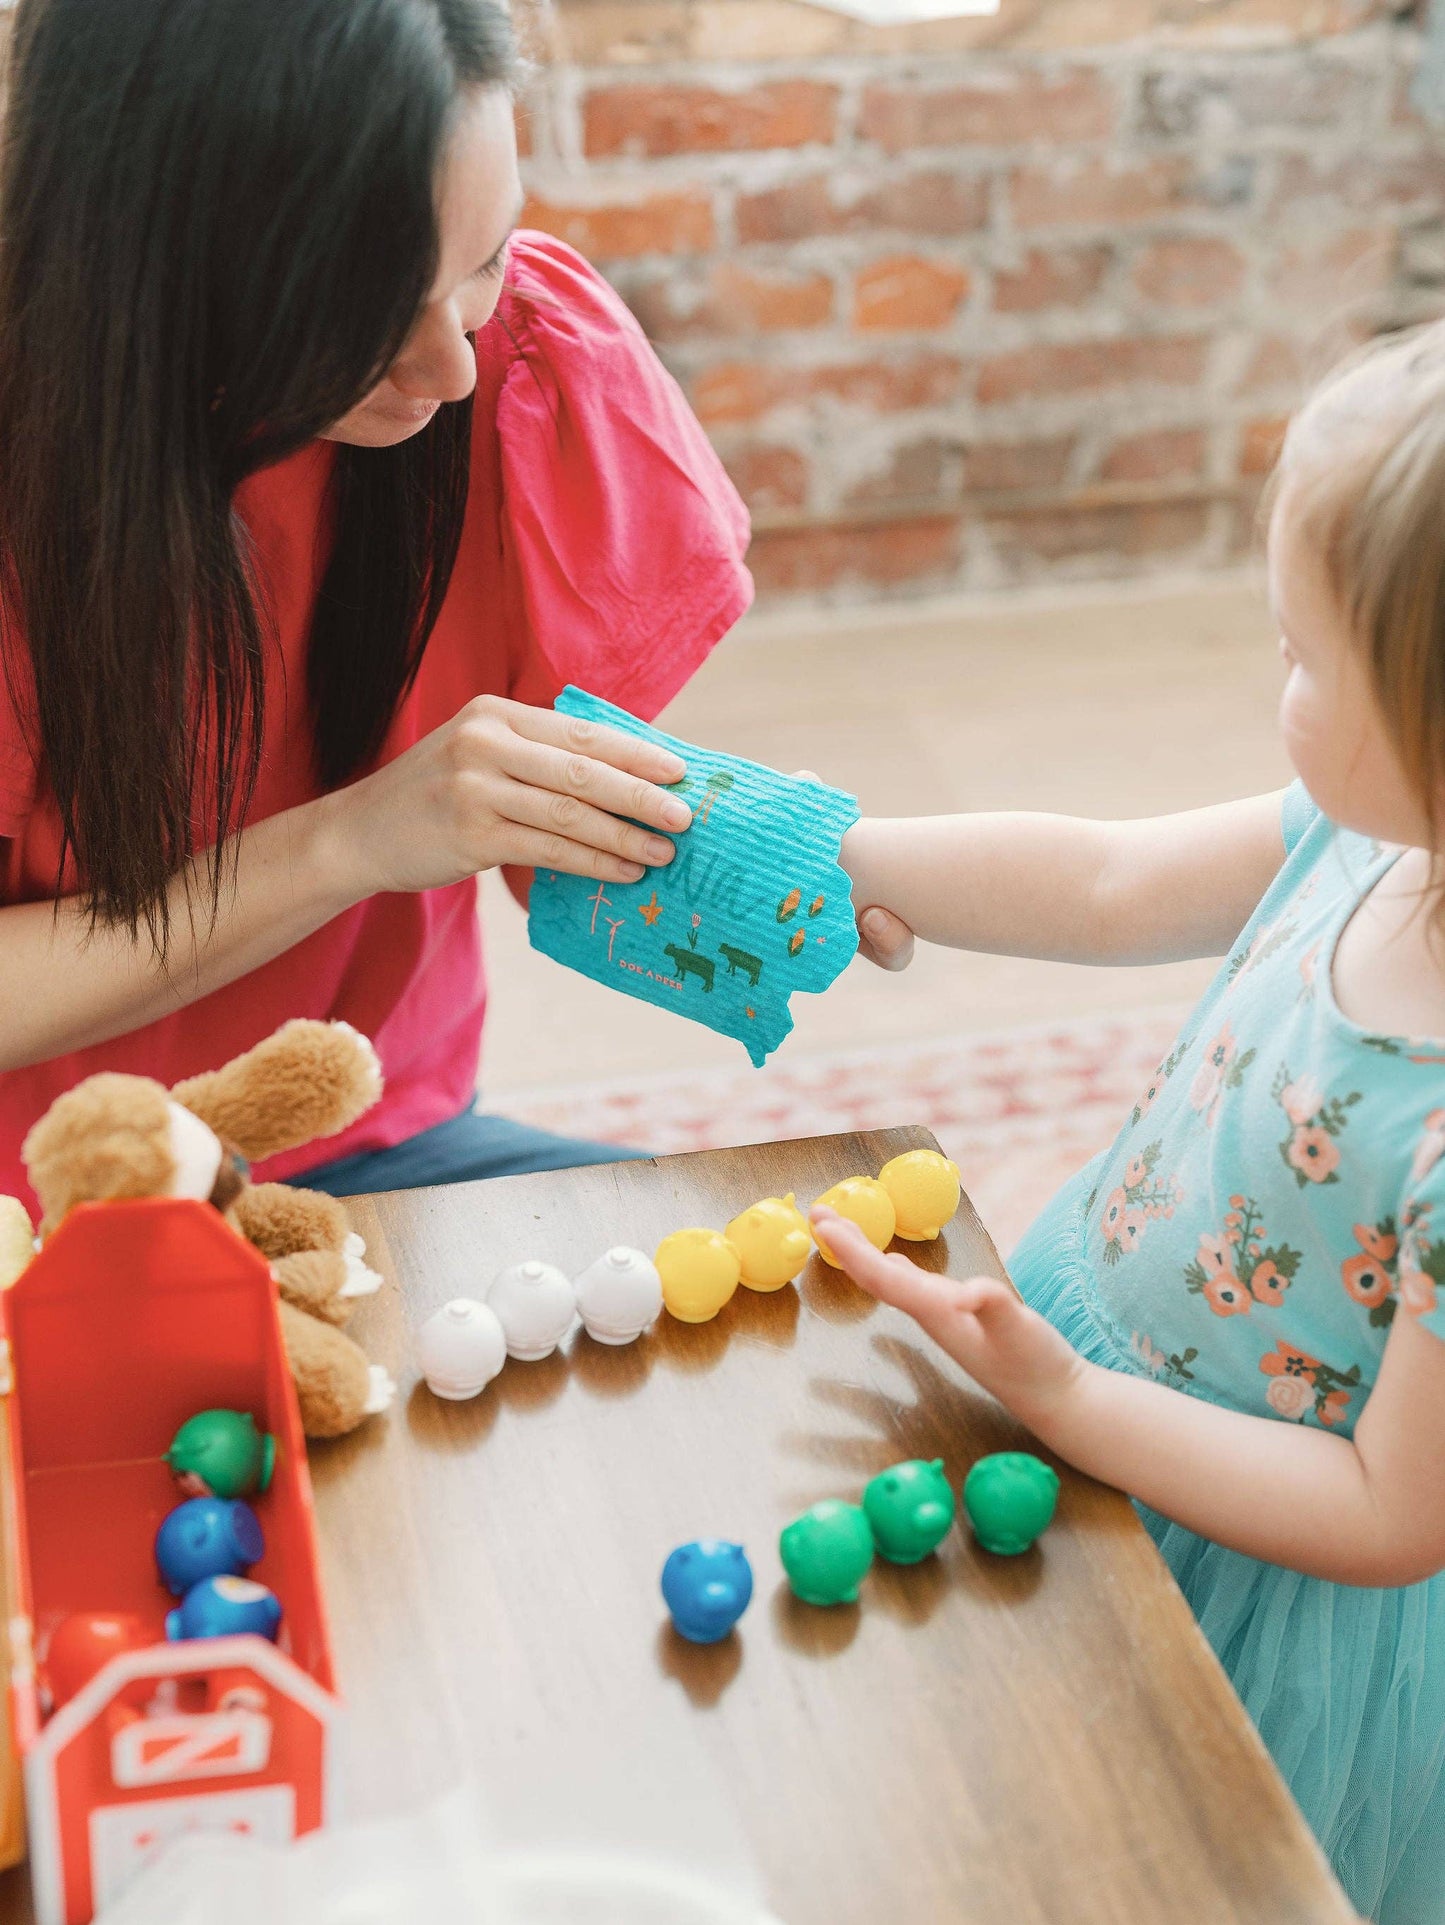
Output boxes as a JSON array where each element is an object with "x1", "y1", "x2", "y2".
[
  {"x1": 496, "y1": 776, "x2": 678, "y2": 871},
  {"x1": 809, "y1": 1209, "x2": 932, "y2": 1310},
  {"x1": 857, "y1": 906, "x2": 915, "y2": 972},
  {"x1": 502, "y1": 733, "x2": 693, "y2": 839}
]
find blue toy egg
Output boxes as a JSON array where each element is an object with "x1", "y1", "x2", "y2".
[
  {"x1": 660, "y1": 1539, "x2": 753, "y2": 1644},
  {"x1": 165, "y1": 1576, "x2": 283, "y2": 1643},
  {"x1": 155, "y1": 1496, "x2": 265, "y2": 1597}
]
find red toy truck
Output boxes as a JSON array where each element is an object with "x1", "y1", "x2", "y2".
[{"x1": 1, "y1": 1198, "x2": 339, "y2": 1925}]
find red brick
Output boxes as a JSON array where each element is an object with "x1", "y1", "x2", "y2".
[
  {"x1": 735, "y1": 169, "x2": 989, "y2": 245},
  {"x1": 963, "y1": 436, "x2": 1076, "y2": 493},
  {"x1": 1131, "y1": 237, "x2": 1246, "y2": 308},
  {"x1": 1010, "y1": 157, "x2": 1190, "y2": 229},
  {"x1": 628, "y1": 262, "x2": 833, "y2": 340},
  {"x1": 992, "y1": 244, "x2": 1112, "y2": 313},
  {"x1": 690, "y1": 352, "x2": 965, "y2": 425},
  {"x1": 860, "y1": 70, "x2": 1113, "y2": 152},
  {"x1": 985, "y1": 500, "x2": 1211, "y2": 565},
  {"x1": 1236, "y1": 335, "x2": 1308, "y2": 395},
  {"x1": 1099, "y1": 427, "x2": 1206, "y2": 483},
  {"x1": 722, "y1": 442, "x2": 810, "y2": 513},
  {"x1": 846, "y1": 438, "x2": 962, "y2": 506},
  {"x1": 748, "y1": 516, "x2": 962, "y2": 595},
  {"x1": 1272, "y1": 152, "x2": 1444, "y2": 216},
  {"x1": 1266, "y1": 228, "x2": 1397, "y2": 310},
  {"x1": 1239, "y1": 415, "x2": 1290, "y2": 477},
  {"x1": 854, "y1": 254, "x2": 969, "y2": 331},
  {"x1": 978, "y1": 335, "x2": 1207, "y2": 406},
  {"x1": 521, "y1": 191, "x2": 714, "y2": 261},
  {"x1": 583, "y1": 80, "x2": 839, "y2": 158}
]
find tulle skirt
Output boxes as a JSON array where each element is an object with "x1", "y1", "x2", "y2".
[{"x1": 1011, "y1": 1162, "x2": 1445, "y2": 1925}]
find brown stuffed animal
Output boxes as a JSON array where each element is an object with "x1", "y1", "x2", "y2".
[{"x1": 22, "y1": 1020, "x2": 395, "y2": 1438}]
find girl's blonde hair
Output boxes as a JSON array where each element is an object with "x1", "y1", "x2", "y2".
[{"x1": 1277, "y1": 322, "x2": 1445, "y2": 844}]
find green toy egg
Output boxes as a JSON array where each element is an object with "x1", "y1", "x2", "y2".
[
  {"x1": 862, "y1": 1458, "x2": 956, "y2": 1564},
  {"x1": 779, "y1": 1499, "x2": 875, "y2": 1605},
  {"x1": 962, "y1": 1452, "x2": 1059, "y2": 1556},
  {"x1": 167, "y1": 1410, "x2": 276, "y2": 1501}
]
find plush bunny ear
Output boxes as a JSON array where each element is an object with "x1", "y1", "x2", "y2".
[
  {"x1": 171, "y1": 1020, "x2": 383, "y2": 1164},
  {"x1": 22, "y1": 1073, "x2": 175, "y2": 1236}
]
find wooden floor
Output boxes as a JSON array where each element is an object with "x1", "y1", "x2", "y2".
[{"x1": 480, "y1": 572, "x2": 1292, "y2": 1098}]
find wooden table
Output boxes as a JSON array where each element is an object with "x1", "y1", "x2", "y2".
[{"x1": 0, "y1": 1128, "x2": 1354, "y2": 1923}]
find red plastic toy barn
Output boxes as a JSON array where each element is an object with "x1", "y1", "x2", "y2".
[{"x1": 1, "y1": 1199, "x2": 339, "y2": 1925}]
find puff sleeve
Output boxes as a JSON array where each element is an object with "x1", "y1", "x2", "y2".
[{"x1": 485, "y1": 232, "x2": 752, "y2": 719}]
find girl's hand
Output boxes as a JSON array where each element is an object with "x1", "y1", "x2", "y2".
[
  {"x1": 856, "y1": 904, "x2": 915, "y2": 971},
  {"x1": 810, "y1": 1207, "x2": 1082, "y2": 1427},
  {"x1": 320, "y1": 694, "x2": 694, "y2": 897}
]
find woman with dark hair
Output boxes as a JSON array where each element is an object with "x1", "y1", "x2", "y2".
[{"x1": 0, "y1": 0, "x2": 752, "y2": 1211}]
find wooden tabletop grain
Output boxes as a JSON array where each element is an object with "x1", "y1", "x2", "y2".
[{"x1": 0, "y1": 1127, "x2": 1355, "y2": 1924}]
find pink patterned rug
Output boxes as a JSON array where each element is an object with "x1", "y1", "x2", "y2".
[{"x1": 505, "y1": 1009, "x2": 1188, "y2": 1258}]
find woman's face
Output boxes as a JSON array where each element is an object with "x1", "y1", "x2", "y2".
[
  {"x1": 323, "y1": 86, "x2": 521, "y2": 448},
  {"x1": 1269, "y1": 482, "x2": 1432, "y2": 847}
]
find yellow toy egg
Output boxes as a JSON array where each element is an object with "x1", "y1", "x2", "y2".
[
  {"x1": 878, "y1": 1150, "x2": 962, "y2": 1242},
  {"x1": 813, "y1": 1178, "x2": 897, "y2": 1267},
  {"x1": 656, "y1": 1229, "x2": 742, "y2": 1324},
  {"x1": 725, "y1": 1194, "x2": 813, "y2": 1292}
]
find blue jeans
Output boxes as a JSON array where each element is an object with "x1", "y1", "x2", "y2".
[{"x1": 288, "y1": 1106, "x2": 647, "y2": 1198}]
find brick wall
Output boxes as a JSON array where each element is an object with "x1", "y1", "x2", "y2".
[{"x1": 517, "y1": 0, "x2": 1445, "y2": 603}]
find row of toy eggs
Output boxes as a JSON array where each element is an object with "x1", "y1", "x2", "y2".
[
  {"x1": 416, "y1": 1246, "x2": 665, "y2": 1398},
  {"x1": 414, "y1": 1150, "x2": 964, "y2": 1394},
  {"x1": 661, "y1": 1454, "x2": 1061, "y2": 1645},
  {"x1": 658, "y1": 1149, "x2": 963, "y2": 1325}
]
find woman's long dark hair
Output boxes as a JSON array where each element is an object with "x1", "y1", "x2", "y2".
[{"x1": 0, "y1": 0, "x2": 516, "y2": 947}]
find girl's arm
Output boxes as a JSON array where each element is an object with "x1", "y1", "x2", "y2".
[
  {"x1": 814, "y1": 1210, "x2": 1445, "y2": 1589},
  {"x1": 843, "y1": 790, "x2": 1289, "y2": 967},
  {"x1": 0, "y1": 696, "x2": 689, "y2": 1071}
]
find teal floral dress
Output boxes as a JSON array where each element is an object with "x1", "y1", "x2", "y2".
[{"x1": 1011, "y1": 784, "x2": 1445, "y2": 1924}]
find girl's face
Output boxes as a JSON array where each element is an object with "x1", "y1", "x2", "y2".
[
  {"x1": 322, "y1": 86, "x2": 521, "y2": 449},
  {"x1": 1269, "y1": 483, "x2": 1435, "y2": 849}
]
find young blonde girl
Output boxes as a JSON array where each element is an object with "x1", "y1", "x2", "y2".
[{"x1": 821, "y1": 324, "x2": 1445, "y2": 1924}]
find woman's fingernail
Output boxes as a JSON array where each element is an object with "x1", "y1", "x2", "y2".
[
  {"x1": 645, "y1": 837, "x2": 674, "y2": 863},
  {"x1": 660, "y1": 755, "x2": 686, "y2": 780},
  {"x1": 663, "y1": 799, "x2": 692, "y2": 829},
  {"x1": 864, "y1": 910, "x2": 889, "y2": 937},
  {"x1": 621, "y1": 862, "x2": 645, "y2": 881}
]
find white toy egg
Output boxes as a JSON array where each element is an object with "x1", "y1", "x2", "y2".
[
  {"x1": 573, "y1": 1246, "x2": 664, "y2": 1345},
  {"x1": 486, "y1": 1260, "x2": 576, "y2": 1361},
  {"x1": 416, "y1": 1298, "x2": 507, "y2": 1400}
]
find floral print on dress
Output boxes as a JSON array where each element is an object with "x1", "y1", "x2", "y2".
[
  {"x1": 1227, "y1": 914, "x2": 1297, "y2": 987},
  {"x1": 1258, "y1": 1339, "x2": 1361, "y2": 1427},
  {"x1": 1132, "y1": 1038, "x2": 1194, "y2": 1126},
  {"x1": 1340, "y1": 1219, "x2": 1398, "y2": 1329},
  {"x1": 1296, "y1": 940, "x2": 1320, "y2": 1006},
  {"x1": 1273, "y1": 1064, "x2": 1361, "y2": 1187},
  {"x1": 1190, "y1": 1021, "x2": 1256, "y2": 1128},
  {"x1": 1131, "y1": 1332, "x2": 1198, "y2": 1387},
  {"x1": 1397, "y1": 1196, "x2": 1445, "y2": 1322},
  {"x1": 1184, "y1": 1194, "x2": 1302, "y2": 1317},
  {"x1": 1098, "y1": 1141, "x2": 1182, "y2": 1265}
]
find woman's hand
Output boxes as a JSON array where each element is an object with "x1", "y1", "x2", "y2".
[
  {"x1": 320, "y1": 694, "x2": 694, "y2": 897},
  {"x1": 810, "y1": 1207, "x2": 1082, "y2": 1428}
]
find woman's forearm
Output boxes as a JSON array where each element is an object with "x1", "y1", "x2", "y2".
[
  {"x1": 1023, "y1": 1359, "x2": 1422, "y2": 1587},
  {"x1": 0, "y1": 796, "x2": 366, "y2": 1071}
]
